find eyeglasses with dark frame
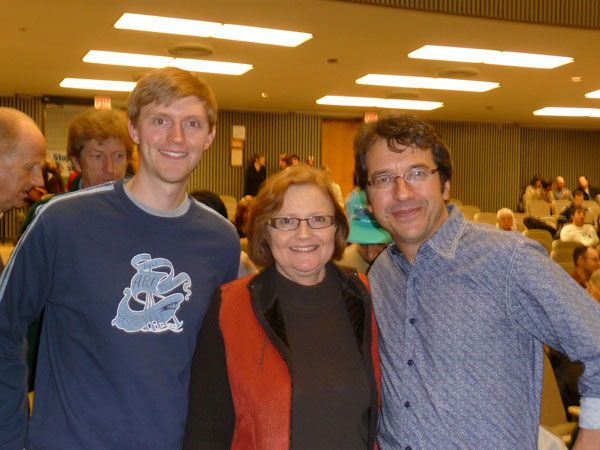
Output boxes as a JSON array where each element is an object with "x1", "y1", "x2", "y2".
[
  {"x1": 367, "y1": 167, "x2": 439, "y2": 190},
  {"x1": 268, "y1": 215, "x2": 335, "y2": 231}
]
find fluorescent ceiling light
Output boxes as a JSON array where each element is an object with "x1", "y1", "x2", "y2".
[
  {"x1": 84, "y1": 50, "x2": 171, "y2": 68},
  {"x1": 316, "y1": 95, "x2": 443, "y2": 111},
  {"x1": 356, "y1": 74, "x2": 499, "y2": 92},
  {"x1": 60, "y1": 78, "x2": 136, "y2": 92},
  {"x1": 83, "y1": 50, "x2": 252, "y2": 75},
  {"x1": 115, "y1": 13, "x2": 312, "y2": 47},
  {"x1": 585, "y1": 90, "x2": 600, "y2": 99},
  {"x1": 533, "y1": 107, "x2": 600, "y2": 117},
  {"x1": 409, "y1": 45, "x2": 573, "y2": 69}
]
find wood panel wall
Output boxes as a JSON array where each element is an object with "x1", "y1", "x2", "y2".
[
  {"x1": 189, "y1": 110, "x2": 321, "y2": 198},
  {"x1": 321, "y1": 117, "x2": 600, "y2": 213},
  {"x1": 321, "y1": 119, "x2": 362, "y2": 199},
  {"x1": 3, "y1": 96, "x2": 600, "y2": 241}
]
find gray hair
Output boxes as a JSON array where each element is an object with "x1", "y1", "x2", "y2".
[{"x1": 496, "y1": 208, "x2": 514, "y2": 221}]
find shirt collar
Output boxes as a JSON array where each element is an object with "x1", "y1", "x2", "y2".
[{"x1": 388, "y1": 203, "x2": 467, "y2": 263}]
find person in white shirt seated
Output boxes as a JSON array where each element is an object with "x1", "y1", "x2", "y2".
[{"x1": 560, "y1": 206, "x2": 599, "y2": 247}]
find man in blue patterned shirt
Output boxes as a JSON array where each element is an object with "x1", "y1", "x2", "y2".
[{"x1": 354, "y1": 115, "x2": 600, "y2": 450}]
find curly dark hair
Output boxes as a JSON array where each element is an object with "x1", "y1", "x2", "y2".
[{"x1": 354, "y1": 114, "x2": 452, "y2": 191}]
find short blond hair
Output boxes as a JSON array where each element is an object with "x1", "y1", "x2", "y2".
[{"x1": 128, "y1": 67, "x2": 217, "y2": 129}]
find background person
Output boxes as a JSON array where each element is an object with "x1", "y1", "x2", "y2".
[
  {"x1": 560, "y1": 206, "x2": 599, "y2": 247},
  {"x1": 21, "y1": 108, "x2": 133, "y2": 233},
  {"x1": 184, "y1": 166, "x2": 380, "y2": 450},
  {"x1": 243, "y1": 153, "x2": 266, "y2": 197},
  {"x1": 68, "y1": 108, "x2": 132, "y2": 190},
  {"x1": 0, "y1": 107, "x2": 45, "y2": 214},
  {"x1": 496, "y1": 207, "x2": 517, "y2": 231},
  {"x1": 233, "y1": 196, "x2": 252, "y2": 239},
  {"x1": 278, "y1": 153, "x2": 292, "y2": 170},
  {"x1": 570, "y1": 245, "x2": 600, "y2": 302},
  {"x1": 191, "y1": 190, "x2": 258, "y2": 279},
  {"x1": 553, "y1": 176, "x2": 572, "y2": 201},
  {"x1": 337, "y1": 188, "x2": 391, "y2": 274},
  {"x1": 576, "y1": 175, "x2": 600, "y2": 201}
]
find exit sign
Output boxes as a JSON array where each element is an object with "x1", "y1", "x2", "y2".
[{"x1": 94, "y1": 96, "x2": 111, "y2": 110}]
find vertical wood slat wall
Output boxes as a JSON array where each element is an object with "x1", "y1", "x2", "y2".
[
  {"x1": 341, "y1": 0, "x2": 600, "y2": 29},
  {"x1": 431, "y1": 121, "x2": 521, "y2": 211},
  {"x1": 431, "y1": 121, "x2": 600, "y2": 212},
  {"x1": 3, "y1": 96, "x2": 600, "y2": 240},
  {"x1": 188, "y1": 110, "x2": 321, "y2": 198},
  {"x1": 0, "y1": 97, "x2": 45, "y2": 242}
]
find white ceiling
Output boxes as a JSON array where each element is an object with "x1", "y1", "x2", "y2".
[{"x1": 3, "y1": 0, "x2": 600, "y2": 128}]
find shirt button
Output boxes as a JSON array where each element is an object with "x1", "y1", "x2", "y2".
[
  {"x1": 407, "y1": 359, "x2": 414, "y2": 366},
  {"x1": 409, "y1": 318, "x2": 416, "y2": 324},
  {"x1": 404, "y1": 401, "x2": 410, "y2": 408}
]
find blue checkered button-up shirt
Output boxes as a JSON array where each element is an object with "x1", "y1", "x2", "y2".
[{"x1": 370, "y1": 205, "x2": 600, "y2": 450}]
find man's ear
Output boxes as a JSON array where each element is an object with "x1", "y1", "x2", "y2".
[
  {"x1": 71, "y1": 156, "x2": 82, "y2": 173},
  {"x1": 442, "y1": 179, "x2": 451, "y2": 201},
  {"x1": 204, "y1": 126, "x2": 216, "y2": 149},
  {"x1": 128, "y1": 120, "x2": 140, "y2": 145}
]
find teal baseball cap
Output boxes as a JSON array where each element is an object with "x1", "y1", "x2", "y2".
[{"x1": 346, "y1": 189, "x2": 392, "y2": 245}]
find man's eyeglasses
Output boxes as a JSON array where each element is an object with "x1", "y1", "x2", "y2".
[
  {"x1": 268, "y1": 216, "x2": 335, "y2": 231},
  {"x1": 367, "y1": 167, "x2": 439, "y2": 190}
]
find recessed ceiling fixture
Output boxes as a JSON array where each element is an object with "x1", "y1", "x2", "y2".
[
  {"x1": 316, "y1": 95, "x2": 443, "y2": 110},
  {"x1": 356, "y1": 74, "x2": 499, "y2": 92},
  {"x1": 167, "y1": 43, "x2": 213, "y2": 58},
  {"x1": 409, "y1": 45, "x2": 573, "y2": 69},
  {"x1": 585, "y1": 89, "x2": 600, "y2": 99},
  {"x1": 59, "y1": 78, "x2": 136, "y2": 92},
  {"x1": 533, "y1": 107, "x2": 600, "y2": 117},
  {"x1": 114, "y1": 13, "x2": 312, "y2": 47},
  {"x1": 83, "y1": 50, "x2": 252, "y2": 75}
]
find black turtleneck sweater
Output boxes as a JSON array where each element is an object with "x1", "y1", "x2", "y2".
[{"x1": 274, "y1": 266, "x2": 370, "y2": 450}]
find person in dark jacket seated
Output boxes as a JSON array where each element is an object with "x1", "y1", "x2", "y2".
[{"x1": 184, "y1": 165, "x2": 381, "y2": 450}]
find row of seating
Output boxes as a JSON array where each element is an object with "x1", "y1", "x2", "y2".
[
  {"x1": 527, "y1": 199, "x2": 600, "y2": 226},
  {"x1": 454, "y1": 203, "x2": 579, "y2": 274}
]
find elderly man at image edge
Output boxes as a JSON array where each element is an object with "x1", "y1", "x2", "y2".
[
  {"x1": 0, "y1": 108, "x2": 45, "y2": 273},
  {"x1": 0, "y1": 108, "x2": 45, "y2": 214},
  {"x1": 355, "y1": 115, "x2": 600, "y2": 449}
]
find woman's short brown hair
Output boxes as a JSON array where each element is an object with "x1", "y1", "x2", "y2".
[
  {"x1": 67, "y1": 108, "x2": 133, "y2": 162},
  {"x1": 248, "y1": 166, "x2": 349, "y2": 268}
]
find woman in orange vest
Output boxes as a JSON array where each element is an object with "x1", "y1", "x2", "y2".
[{"x1": 184, "y1": 165, "x2": 380, "y2": 450}]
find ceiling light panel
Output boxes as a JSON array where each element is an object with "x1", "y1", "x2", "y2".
[
  {"x1": 585, "y1": 90, "x2": 600, "y2": 99},
  {"x1": 115, "y1": 13, "x2": 312, "y2": 47},
  {"x1": 356, "y1": 74, "x2": 499, "y2": 92},
  {"x1": 409, "y1": 45, "x2": 573, "y2": 69},
  {"x1": 60, "y1": 78, "x2": 136, "y2": 92},
  {"x1": 533, "y1": 107, "x2": 600, "y2": 117},
  {"x1": 83, "y1": 50, "x2": 252, "y2": 75},
  {"x1": 84, "y1": 50, "x2": 171, "y2": 68},
  {"x1": 115, "y1": 13, "x2": 219, "y2": 36},
  {"x1": 316, "y1": 95, "x2": 443, "y2": 110}
]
